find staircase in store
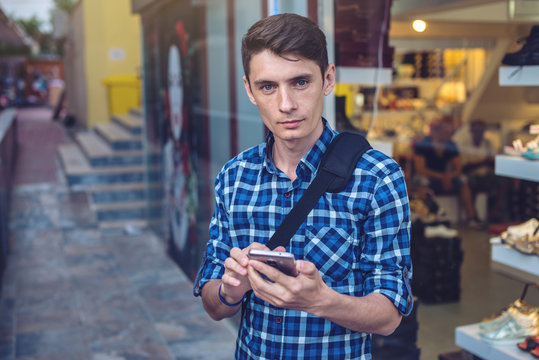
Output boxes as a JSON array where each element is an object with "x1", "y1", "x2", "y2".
[{"x1": 58, "y1": 108, "x2": 163, "y2": 231}]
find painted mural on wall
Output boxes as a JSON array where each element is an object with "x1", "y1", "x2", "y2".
[
  {"x1": 164, "y1": 39, "x2": 198, "y2": 256},
  {"x1": 141, "y1": 1, "x2": 208, "y2": 279},
  {"x1": 163, "y1": 19, "x2": 200, "y2": 277}
]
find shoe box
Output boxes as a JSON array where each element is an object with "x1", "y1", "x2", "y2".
[
  {"x1": 411, "y1": 220, "x2": 463, "y2": 304},
  {"x1": 507, "y1": 180, "x2": 539, "y2": 222},
  {"x1": 372, "y1": 343, "x2": 421, "y2": 360},
  {"x1": 372, "y1": 299, "x2": 420, "y2": 360},
  {"x1": 438, "y1": 349, "x2": 482, "y2": 360}
]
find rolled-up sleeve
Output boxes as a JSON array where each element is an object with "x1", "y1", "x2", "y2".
[
  {"x1": 360, "y1": 163, "x2": 413, "y2": 316},
  {"x1": 193, "y1": 176, "x2": 231, "y2": 297}
]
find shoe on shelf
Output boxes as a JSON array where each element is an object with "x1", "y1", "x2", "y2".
[
  {"x1": 479, "y1": 299, "x2": 539, "y2": 331},
  {"x1": 532, "y1": 344, "x2": 539, "y2": 358},
  {"x1": 502, "y1": 25, "x2": 539, "y2": 66},
  {"x1": 424, "y1": 224, "x2": 458, "y2": 238},
  {"x1": 501, "y1": 218, "x2": 539, "y2": 245},
  {"x1": 518, "y1": 336, "x2": 539, "y2": 352},
  {"x1": 479, "y1": 311, "x2": 539, "y2": 345}
]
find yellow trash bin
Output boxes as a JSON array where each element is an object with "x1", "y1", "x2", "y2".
[{"x1": 102, "y1": 75, "x2": 141, "y2": 116}]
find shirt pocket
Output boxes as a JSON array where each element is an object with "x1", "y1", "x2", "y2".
[{"x1": 304, "y1": 226, "x2": 357, "y2": 282}]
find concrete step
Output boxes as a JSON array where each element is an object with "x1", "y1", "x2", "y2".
[
  {"x1": 98, "y1": 219, "x2": 149, "y2": 231},
  {"x1": 129, "y1": 107, "x2": 142, "y2": 118},
  {"x1": 112, "y1": 113, "x2": 143, "y2": 135},
  {"x1": 58, "y1": 143, "x2": 92, "y2": 173},
  {"x1": 58, "y1": 144, "x2": 160, "y2": 188},
  {"x1": 88, "y1": 182, "x2": 163, "y2": 203},
  {"x1": 92, "y1": 200, "x2": 162, "y2": 222},
  {"x1": 95, "y1": 122, "x2": 142, "y2": 151},
  {"x1": 76, "y1": 131, "x2": 146, "y2": 167},
  {"x1": 98, "y1": 217, "x2": 164, "y2": 232}
]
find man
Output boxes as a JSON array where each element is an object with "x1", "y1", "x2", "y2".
[
  {"x1": 413, "y1": 117, "x2": 482, "y2": 227},
  {"x1": 194, "y1": 13, "x2": 413, "y2": 359}
]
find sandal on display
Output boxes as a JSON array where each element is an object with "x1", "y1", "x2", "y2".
[
  {"x1": 518, "y1": 336, "x2": 539, "y2": 352},
  {"x1": 532, "y1": 345, "x2": 539, "y2": 358}
]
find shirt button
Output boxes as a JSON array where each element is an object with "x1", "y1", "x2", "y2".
[
  {"x1": 275, "y1": 316, "x2": 282, "y2": 324},
  {"x1": 284, "y1": 192, "x2": 291, "y2": 198}
]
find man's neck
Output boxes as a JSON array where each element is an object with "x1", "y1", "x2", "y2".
[
  {"x1": 271, "y1": 126, "x2": 323, "y2": 181},
  {"x1": 272, "y1": 141, "x2": 308, "y2": 181}
]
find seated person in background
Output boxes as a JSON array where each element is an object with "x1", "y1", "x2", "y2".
[
  {"x1": 413, "y1": 117, "x2": 482, "y2": 227},
  {"x1": 453, "y1": 119, "x2": 508, "y2": 222}
]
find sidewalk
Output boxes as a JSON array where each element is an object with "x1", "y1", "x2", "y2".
[{"x1": 0, "y1": 107, "x2": 236, "y2": 360}]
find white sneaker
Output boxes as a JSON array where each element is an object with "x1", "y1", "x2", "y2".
[
  {"x1": 504, "y1": 218, "x2": 539, "y2": 238},
  {"x1": 425, "y1": 224, "x2": 458, "y2": 238}
]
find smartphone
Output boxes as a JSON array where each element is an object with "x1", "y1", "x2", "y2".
[{"x1": 248, "y1": 249, "x2": 297, "y2": 277}]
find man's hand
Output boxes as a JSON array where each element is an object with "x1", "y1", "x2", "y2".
[
  {"x1": 220, "y1": 242, "x2": 269, "y2": 304},
  {"x1": 247, "y1": 256, "x2": 329, "y2": 314},
  {"x1": 248, "y1": 257, "x2": 402, "y2": 335},
  {"x1": 201, "y1": 242, "x2": 272, "y2": 321}
]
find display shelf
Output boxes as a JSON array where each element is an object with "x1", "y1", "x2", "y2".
[
  {"x1": 456, "y1": 323, "x2": 531, "y2": 360},
  {"x1": 491, "y1": 243, "x2": 539, "y2": 283},
  {"x1": 499, "y1": 65, "x2": 539, "y2": 86},
  {"x1": 495, "y1": 155, "x2": 539, "y2": 182},
  {"x1": 336, "y1": 67, "x2": 392, "y2": 85}
]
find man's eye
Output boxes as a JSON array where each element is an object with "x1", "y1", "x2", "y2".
[
  {"x1": 296, "y1": 79, "x2": 308, "y2": 87},
  {"x1": 261, "y1": 85, "x2": 274, "y2": 91}
]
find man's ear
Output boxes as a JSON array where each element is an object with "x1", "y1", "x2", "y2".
[
  {"x1": 243, "y1": 75, "x2": 257, "y2": 105},
  {"x1": 323, "y1": 63, "x2": 336, "y2": 96}
]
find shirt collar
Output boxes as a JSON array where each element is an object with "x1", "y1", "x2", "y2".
[{"x1": 263, "y1": 118, "x2": 336, "y2": 174}]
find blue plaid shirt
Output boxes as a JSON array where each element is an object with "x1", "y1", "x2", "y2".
[{"x1": 194, "y1": 121, "x2": 413, "y2": 360}]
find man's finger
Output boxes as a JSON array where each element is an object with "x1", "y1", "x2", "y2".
[
  {"x1": 230, "y1": 247, "x2": 249, "y2": 267},
  {"x1": 296, "y1": 260, "x2": 317, "y2": 276},
  {"x1": 221, "y1": 272, "x2": 241, "y2": 286},
  {"x1": 250, "y1": 258, "x2": 293, "y2": 285},
  {"x1": 224, "y1": 257, "x2": 247, "y2": 276}
]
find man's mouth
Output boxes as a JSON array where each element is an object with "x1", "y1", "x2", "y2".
[{"x1": 279, "y1": 119, "x2": 303, "y2": 128}]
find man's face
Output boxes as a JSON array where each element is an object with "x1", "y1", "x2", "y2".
[
  {"x1": 243, "y1": 50, "x2": 335, "y2": 146},
  {"x1": 471, "y1": 124, "x2": 485, "y2": 144}
]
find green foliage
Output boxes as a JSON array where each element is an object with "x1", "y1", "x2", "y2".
[
  {"x1": 15, "y1": 15, "x2": 44, "y2": 39},
  {"x1": 53, "y1": 0, "x2": 76, "y2": 13}
]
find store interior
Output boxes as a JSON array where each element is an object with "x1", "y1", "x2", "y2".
[{"x1": 331, "y1": 0, "x2": 539, "y2": 359}]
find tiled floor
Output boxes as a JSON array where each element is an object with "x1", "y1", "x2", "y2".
[{"x1": 0, "y1": 183, "x2": 237, "y2": 360}]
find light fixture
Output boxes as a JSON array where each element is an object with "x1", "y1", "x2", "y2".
[{"x1": 412, "y1": 19, "x2": 427, "y2": 33}]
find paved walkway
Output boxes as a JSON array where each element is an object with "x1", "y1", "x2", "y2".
[{"x1": 0, "y1": 108, "x2": 236, "y2": 359}]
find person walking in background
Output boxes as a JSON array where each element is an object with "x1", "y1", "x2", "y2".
[{"x1": 194, "y1": 13, "x2": 413, "y2": 359}]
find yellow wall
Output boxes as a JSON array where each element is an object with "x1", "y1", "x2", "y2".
[{"x1": 83, "y1": 0, "x2": 141, "y2": 127}]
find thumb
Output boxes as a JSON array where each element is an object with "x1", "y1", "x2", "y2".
[
  {"x1": 274, "y1": 246, "x2": 286, "y2": 252},
  {"x1": 296, "y1": 260, "x2": 317, "y2": 276}
]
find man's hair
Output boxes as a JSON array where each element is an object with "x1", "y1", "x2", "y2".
[{"x1": 241, "y1": 13, "x2": 328, "y2": 83}]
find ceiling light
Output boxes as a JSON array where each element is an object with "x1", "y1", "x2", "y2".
[{"x1": 412, "y1": 19, "x2": 427, "y2": 33}]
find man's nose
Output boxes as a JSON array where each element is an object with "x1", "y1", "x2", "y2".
[{"x1": 278, "y1": 88, "x2": 297, "y2": 113}]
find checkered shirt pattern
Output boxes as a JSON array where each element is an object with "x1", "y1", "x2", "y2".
[{"x1": 194, "y1": 121, "x2": 413, "y2": 360}]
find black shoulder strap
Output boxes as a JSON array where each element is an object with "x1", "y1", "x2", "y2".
[{"x1": 266, "y1": 132, "x2": 371, "y2": 250}]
